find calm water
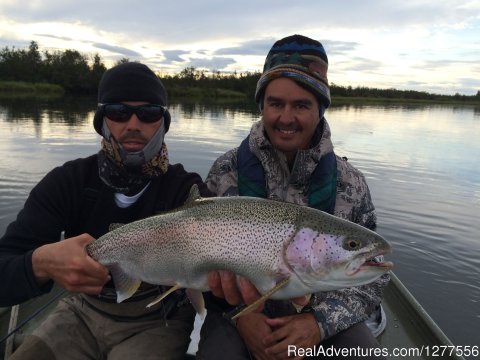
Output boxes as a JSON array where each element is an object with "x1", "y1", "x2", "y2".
[{"x1": 1, "y1": 97, "x2": 479, "y2": 347}]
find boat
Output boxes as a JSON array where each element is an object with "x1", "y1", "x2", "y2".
[
  {"x1": 377, "y1": 272, "x2": 465, "y2": 360},
  {"x1": 0, "y1": 271, "x2": 466, "y2": 360}
]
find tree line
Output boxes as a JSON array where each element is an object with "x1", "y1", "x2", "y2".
[
  {"x1": 0, "y1": 41, "x2": 106, "y2": 94},
  {"x1": 1, "y1": 41, "x2": 479, "y2": 102}
]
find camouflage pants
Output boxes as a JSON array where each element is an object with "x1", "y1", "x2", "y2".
[{"x1": 196, "y1": 310, "x2": 386, "y2": 360}]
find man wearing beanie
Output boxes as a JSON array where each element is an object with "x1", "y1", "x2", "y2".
[
  {"x1": 0, "y1": 62, "x2": 207, "y2": 359},
  {"x1": 198, "y1": 35, "x2": 388, "y2": 359}
]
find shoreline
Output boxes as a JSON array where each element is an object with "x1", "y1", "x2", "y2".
[{"x1": 1, "y1": 80, "x2": 479, "y2": 107}]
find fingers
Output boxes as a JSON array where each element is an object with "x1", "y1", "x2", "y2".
[
  {"x1": 207, "y1": 270, "x2": 221, "y2": 295},
  {"x1": 60, "y1": 275, "x2": 109, "y2": 294},
  {"x1": 238, "y1": 276, "x2": 262, "y2": 305},
  {"x1": 75, "y1": 233, "x2": 96, "y2": 246},
  {"x1": 32, "y1": 233, "x2": 110, "y2": 293},
  {"x1": 236, "y1": 313, "x2": 274, "y2": 360},
  {"x1": 264, "y1": 314, "x2": 321, "y2": 359},
  {"x1": 220, "y1": 270, "x2": 243, "y2": 304},
  {"x1": 264, "y1": 316, "x2": 288, "y2": 329},
  {"x1": 208, "y1": 270, "x2": 241, "y2": 303},
  {"x1": 207, "y1": 270, "x2": 263, "y2": 306},
  {"x1": 83, "y1": 252, "x2": 110, "y2": 280},
  {"x1": 67, "y1": 234, "x2": 110, "y2": 282},
  {"x1": 263, "y1": 317, "x2": 290, "y2": 347}
]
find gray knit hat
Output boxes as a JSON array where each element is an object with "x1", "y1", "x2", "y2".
[
  {"x1": 93, "y1": 62, "x2": 171, "y2": 134},
  {"x1": 255, "y1": 34, "x2": 331, "y2": 108}
]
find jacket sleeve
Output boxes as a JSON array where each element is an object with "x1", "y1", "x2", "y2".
[
  {"x1": 205, "y1": 148, "x2": 239, "y2": 196},
  {"x1": 311, "y1": 274, "x2": 389, "y2": 339},
  {"x1": 0, "y1": 166, "x2": 74, "y2": 306},
  {"x1": 310, "y1": 157, "x2": 390, "y2": 339}
]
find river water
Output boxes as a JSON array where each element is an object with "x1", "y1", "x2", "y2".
[{"x1": 0, "y1": 97, "x2": 479, "y2": 347}]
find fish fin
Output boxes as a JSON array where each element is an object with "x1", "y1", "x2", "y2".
[
  {"x1": 146, "y1": 284, "x2": 182, "y2": 308},
  {"x1": 185, "y1": 184, "x2": 202, "y2": 205},
  {"x1": 291, "y1": 294, "x2": 312, "y2": 313},
  {"x1": 108, "y1": 222, "x2": 126, "y2": 232},
  {"x1": 109, "y1": 264, "x2": 141, "y2": 303},
  {"x1": 186, "y1": 288, "x2": 206, "y2": 319},
  {"x1": 232, "y1": 277, "x2": 290, "y2": 320}
]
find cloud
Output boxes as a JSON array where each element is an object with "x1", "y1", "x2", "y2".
[
  {"x1": 322, "y1": 40, "x2": 359, "y2": 55},
  {"x1": 458, "y1": 78, "x2": 480, "y2": 92},
  {"x1": 184, "y1": 57, "x2": 236, "y2": 71},
  {"x1": 92, "y1": 43, "x2": 142, "y2": 57},
  {"x1": 0, "y1": 0, "x2": 478, "y2": 94},
  {"x1": 34, "y1": 33, "x2": 73, "y2": 42},
  {"x1": 162, "y1": 50, "x2": 189, "y2": 62},
  {"x1": 335, "y1": 57, "x2": 384, "y2": 72},
  {"x1": 214, "y1": 38, "x2": 276, "y2": 56}
]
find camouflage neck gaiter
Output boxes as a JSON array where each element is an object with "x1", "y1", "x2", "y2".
[{"x1": 97, "y1": 135, "x2": 169, "y2": 195}]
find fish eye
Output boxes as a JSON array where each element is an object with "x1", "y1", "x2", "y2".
[{"x1": 344, "y1": 238, "x2": 361, "y2": 250}]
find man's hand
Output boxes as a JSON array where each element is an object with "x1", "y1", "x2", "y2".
[
  {"x1": 32, "y1": 233, "x2": 110, "y2": 294},
  {"x1": 208, "y1": 270, "x2": 261, "y2": 305},
  {"x1": 263, "y1": 313, "x2": 321, "y2": 360},
  {"x1": 208, "y1": 270, "x2": 311, "y2": 308},
  {"x1": 236, "y1": 312, "x2": 274, "y2": 360}
]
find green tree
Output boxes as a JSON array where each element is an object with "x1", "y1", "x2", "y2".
[
  {"x1": 26, "y1": 41, "x2": 43, "y2": 82},
  {"x1": 89, "y1": 53, "x2": 107, "y2": 93},
  {"x1": 115, "y1": 58, "x2": 131, "y2": 65},
  {"x1": 43, "y1": 49, "x2": 90, "y2": 93}
]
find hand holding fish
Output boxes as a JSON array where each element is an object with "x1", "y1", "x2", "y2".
[
  {"x1": 208, "y1": 270, "x2": 310, "y2": 310},
  {"x1": 208, "y1": 270, "x2": 261, "y2": 305},
  {"x1": 32, "y1": 233, "x2": 110, "y2": 294}
]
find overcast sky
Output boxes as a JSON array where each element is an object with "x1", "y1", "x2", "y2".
[{"x1": 0, "y1": 0, "x2": 479, "y2": 95}]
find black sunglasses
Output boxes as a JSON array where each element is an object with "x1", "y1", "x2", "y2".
[{"x1": 99, "y1": 103, "x2": 167, "y2": 123}]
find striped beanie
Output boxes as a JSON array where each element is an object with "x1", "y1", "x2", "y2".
[{"x1": 255, "y1": 34, "x2": 331, "y2": 108}]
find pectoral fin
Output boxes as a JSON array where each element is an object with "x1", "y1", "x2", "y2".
[
  {"x1": 232, "y1": 277, "x2": 290, "y2": 320},
  {"x1": 186, "y1": 288, "x2": 206, "y2": 318},
  {"x1": 291, "y1": 294, "x2": 312, "y2": 313},
  {"x1": 146, "y1": 284, "x2": 182, "y2": 308},
  {"x1": 108, "y1": 223, "x2": 126, "y2": 232},
  {"x1": 109, "y1": 264, "x2": 141, "y2": 303},
  {"x1": 185, "y1": 184, "x2": 202, "y2": 204}
]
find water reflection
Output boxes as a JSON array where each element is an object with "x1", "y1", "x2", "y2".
[
  {"x1": 0, "y1": 97, "x2": 479, "y2": 347},
  {"x1": 175, "y1": 100, "x2": 258, "y2": 119},
  {"x1": 330, "y1": 101, "x2": 480, "y2": 116},
  {"x1": 0, "y1": 96, "x2": 96, "y2": 125}
]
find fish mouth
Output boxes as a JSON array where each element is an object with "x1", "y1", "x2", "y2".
[
  {"x1": 361, "y1": 257, "x2": 393, "y2": 271},
  {"x1": 346, "y1": 253, "x2": 393, "y2": 276}
]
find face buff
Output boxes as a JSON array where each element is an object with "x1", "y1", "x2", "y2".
[{"x1": 97, "y1": 120, "x2": 169, "y2": 195}]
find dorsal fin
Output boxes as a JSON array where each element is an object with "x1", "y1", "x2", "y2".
[
  {"x1": 185, "y1": 184, "x2": 202, "y2": 205},
  {"x1": 109, "y1": 223, "x2": 126, "y2": 232}
]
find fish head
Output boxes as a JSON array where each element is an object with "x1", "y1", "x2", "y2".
[{"x1": 284, "y1": 223, "x2": 392, "y2": 291}]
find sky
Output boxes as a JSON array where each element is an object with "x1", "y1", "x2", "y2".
[{"x1": 0, "y1": 0, "x2": 479, "y2": 96}]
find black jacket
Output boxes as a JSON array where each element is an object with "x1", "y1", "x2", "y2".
[{"x1": 0, "y1": 154, "x2": 205, "y2": 306}]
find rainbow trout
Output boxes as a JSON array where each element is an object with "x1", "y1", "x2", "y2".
[{"x1": 86, "y1": 185, "x2": 392, "y2": 315}]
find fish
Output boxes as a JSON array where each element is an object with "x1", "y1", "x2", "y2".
[{"x1": 86, "y1": 184, "x2": 393, "y2": 317}]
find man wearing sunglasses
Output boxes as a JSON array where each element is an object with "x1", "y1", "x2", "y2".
[{"x1": 0, "y1": 62, "x2": 206, "y2": 359}]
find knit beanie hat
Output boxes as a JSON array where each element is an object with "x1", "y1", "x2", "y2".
[
  {"x1": 255, "y1": 34, "x2": 331, "y2": 108},
  {"x1": 93, "y1": 62, "x2": 171, "y2": 135}
]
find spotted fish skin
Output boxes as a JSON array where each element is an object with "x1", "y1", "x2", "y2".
[{"x1": 86, "y1": 187, "x2": 392, "y2": 304}]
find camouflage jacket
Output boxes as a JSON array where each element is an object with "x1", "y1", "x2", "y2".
[{"x1": 205, "y1": 119, "x2": 389, "y2": 340}]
